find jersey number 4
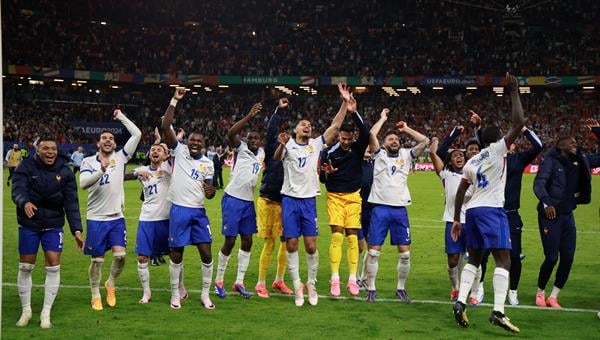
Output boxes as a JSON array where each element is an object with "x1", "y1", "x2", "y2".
[{"x1": 476, "y1": 166, "x2": 489, "y2": 188}]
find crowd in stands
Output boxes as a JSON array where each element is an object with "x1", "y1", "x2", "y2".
[
  {"x1": 3, "y1": 82, "x2": 599, "y2": 161},
  {"x1": 3, "y1": 0, "x2": 599, "y2": 76}
]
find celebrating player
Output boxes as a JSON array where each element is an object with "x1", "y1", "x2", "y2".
[
  {"x1": 12, "y1": 137, "x2": 84, "y2": 328},
  {"x1": 274, "y1": 83, "x2": 350, "y2": 306},
  {"x1": 214, "y1": 103, "x2": 264, "y2": 299},
  {"x1": 365, "y1": 109, "x2": 430, "y2": 303},
  {"x1": 319, "y1": 93, "x2": 369, "y2": 297},
  {"x1": 79, "y1": 108, "x2": 141, "y2": 311},
  {"x1": 255, "y1": 98, "x2": 294, "y2": 298},
  {"x1": 451, "y1": 73, "x2": 525, "y2": 333},
  {"x1": 128, "y1": 143, "x2": 176, "y2": 304},
  {"x1": 162, "y1": 87, "x2": 217, "y2": 310}
]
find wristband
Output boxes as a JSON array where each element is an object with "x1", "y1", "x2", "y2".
[{"x1": 170, "y1": 98, "x2": 178, "y2": 107}]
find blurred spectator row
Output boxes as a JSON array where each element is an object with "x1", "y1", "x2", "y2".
[
  {"x1": 3, "y1": 82, "x2": 599, "y2": 161},
  {"x1": 3, "y1": 0, "x2": 599, "y2": 76}
]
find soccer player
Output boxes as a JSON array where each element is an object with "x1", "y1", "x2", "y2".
[
  {"x1": 451, "y1": 73, "x2": 525, "y2": 333},
  {"x1": 129, "y1": 143, "x2": 177, "y2": 304},
  {"x1": 71, "y1": 146, "x2": 85, "y2": 174},
  {"x1": 255, "y1": 98, "x2": 294, "y2": 298},
  {"x1": 274, "y1": 83, "x2": 351, "y2": 306},
  {"x1": 6, "y1": 143, "x2": 23, "y2": 186},
  {"x1": 162, "y1": 87, "x2": 217, "y2": 310},
  {"x1": 365, "y1": 109, "x2": 430, "y2": 303},
  {"x1": 319, "y1": 94, "x2": 369, "y2": 297},
  {"x1": 214, "y1": 103, "x2": 264, "y2": 299},
  {"x1": 434, "y1": 123, "x2": 482, "y2": 305},
  {"x1": 12, "y1": 137, "x2": 84, "y2": 328},
  {"x1": 471, "y1": 117, "x2": 544, "y2": 306},
  {"x1": 429, "y1": 137, "x2": 469, "y2": 302},
  {"x1": 80, "y1": 108, "x2": 141, "y2": 310},
  {"x1": 532, "y1": 123, "x2": 599, "y2": 309}
]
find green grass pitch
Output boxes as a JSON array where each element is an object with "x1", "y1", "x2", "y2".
[{"x1": 2, "y1": 167, "x2": 600, "y2": 339}]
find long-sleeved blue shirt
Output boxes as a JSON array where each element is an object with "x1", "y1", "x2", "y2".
[
  {"x1": 319, "y1": 112, "x2": 369, "y2": 193},
  {"x1": 504, "y1": 129, "x2": 544, "y2": 210},
  {"x1": 259, "y1": 107, "x2": 285, "y2": 202}
]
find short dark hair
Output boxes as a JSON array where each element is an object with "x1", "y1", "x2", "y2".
[
  {"x1": 383, "y1": 130, "x2": 400, "y2": 139},
  {"x1": 557, "y1": 134, "x2": 574, "y2": 144},
  {"x1": 100, "y1": 130, "x2": 115, "y2": 138},
  {"x1": 466, "y1": 139, "x2": 480, "y2": 149},
  {"x1": 481, "y1": 126, "x2": 502, "y2": 146},
  {"x1": 340, "y1": 123, "x2": 354, "y2": 133},
  {"x1": 37, "y1": 135, "x2": 56, "y2": 143}
]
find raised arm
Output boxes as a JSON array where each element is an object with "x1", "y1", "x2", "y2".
[
  {"x1": 369, "y1": 108, "x2": 389, "y2": 152},
  {"x1": 396, "y1": 121, "x2": 430, "y2": 158},
  {"x1": 274, "y1": 133, "x2": 290, "y2": 161},
  {"x1": 347, "y1": 94, "x2": 370, "y2": 152},
  {"x1": 114, "y1": 109, "x2": 142, "y2": 158},
  {"x1": 518, "y1": 127, "x2": 544, "y2": 166},
  {"x1": 436, "y1": 126, "x2": 463, "y2": 160},
  {"x1": 429, "y1": 137, "x2": 444, "y2": 175},
  {"x1": 162, "y1": 87, "x2": 188, "y2": 149},
  {"x1": 504, "y1": 73, "x2": 526, "y2": 145},
  {"x1": 323, "y1": 84, "x2": 351, "y2": 144},
  {"x1": 227, "y1": 103, "x2": 262, "y2": 148}
]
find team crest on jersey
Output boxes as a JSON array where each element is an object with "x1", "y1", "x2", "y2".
[
  {"x1": 110, "y1": 159, "x2": 116, "y2": 165},
  {"x1": 199, "y1": 165, "x2": 207, "y2": 172},
  {"x1": 55, "y1": 175, "x2": 61, "y2": 182},
  {"x1": 156, "y1": 170, "x2": 162, "y2": 177},
  {"x1": 305, "y1": 145, "x2": 313, "y2": 152},
  {"x1": 396, "y1": 159, "x2": 405, "y2": 166}
]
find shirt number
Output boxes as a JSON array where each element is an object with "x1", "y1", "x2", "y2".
[
  {"x1": 252, "y1": 163, "x2": 260, "y2": 174},
  {"x1": 145, "y1": 184, "x2": 158, "y2": 196},
  {"x1": 298, "y1": 157, "x2": 307, "y2": 168},
  {"x1": 100, "y1": 173, "x2": 110, "y2": 185},
  {"x1": 191, "y1": 169, "x2": 200, "y2": 180},
  {"x1": 390, "y1": 165, "x2": 397, "y2": 175},
  {"x1": 476, "y1": 166, "x2": 489, "y2": 188}
]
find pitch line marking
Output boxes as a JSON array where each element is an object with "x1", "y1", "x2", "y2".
[{"x1": 2, "y1": 282, "x2": 598, "y2": 314}]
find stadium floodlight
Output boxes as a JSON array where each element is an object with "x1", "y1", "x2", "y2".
[
  {"x1": 100, "y1": 21, "x2": 107, "y2": 25},
  {"x1": 355, "y1": 86, "x2": 366, "y2": 90},
  {"x1": 493, "y1": 87, "x2": 504, "y2": 93},
  {"x1": 192, "y1": 91, "x2": 199, "y2": 95},
  {"x1": 53, "y1": 79, "x2": 64, "y2": 82},
  {"x1": 169, "y1": 84, "x2": 179, "y2": 87},
  {"x1": 397, "y1": 88, "x2": 407, "y2": 92},
  {"x1": 218, "y1": 85, "x2": 229, "y2": 88},
  {"x1": 432, "y1": 86, "x2": 443, "y2": 90},
  {"x1": 193, "y1": 84, "x2": 202, "y2": 88},
  {"x1": 466, "y1": 86, "x2": 477, "y2": 90},
  {"x1": 496, "y1": 94, "x2": 503, "y2": 97},
  {"x1": 76, "y1": 80, "x2": 87, "y2": 84},
  {"x1": 519, "y1": 86, "x2": 531, "y2": 94},
  {"x1": 204, "y1": 87, "x2": 212, "y2": 92},
  {"x1": 110, "y1": 85, "x2": 120, "y2": 89},
  {"x1": 583, "y1": 86, "x2": 595, "y2": 90}
]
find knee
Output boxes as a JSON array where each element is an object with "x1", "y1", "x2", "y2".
[
  {"x1": 170, "y1": 249, "x2": 183, "y2": 264},
  {"x1": 367, "y1": 249, "x2": 381, "y2": 262},
  {"x1": 286, "y1": 239, "x2": 298, "y2": 252},
  {"x1": 19, "y1": 263, "x2": 35, "y2": 273},
  {"x1": 240, "y1": 236, "x2": 253, "y2": 252},
  {"x1": 447, "y1": 255, "x2": 460, "y2": 268},
  {"x1": 137, "y1": 255, "x2": 149, "y2": 264},
  {"x1": 113, "y1": 251, "x2": 126, "y2": 263}
]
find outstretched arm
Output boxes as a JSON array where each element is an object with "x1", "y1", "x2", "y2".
[
  {"x1": 369, "y1": 108, "x2": 389, "y2": 152},
  {"x1": 504, "y1": 73, "x2": 526, "y2": 145},
  {"x1": 323, "y1": 84, "x2": 351, "y2": 144},
  {"x1": 114, "y1": 109, "x2": 142, "y2": 158},
  {"x1": 429, "y1": 137, "x2": 444, "y2": 175},
  {"x1": 518, "y1": 127, "x2": 544, "y2": 166},
  {"x1": 397, "y1": 122, "x2": 430, "y2": 158},
  {"x1": 436, "y1": 125, "x2": 463, "y2": 161},
  {"x1": 162, "y1": 87, "x2": 188, "y2": 149},
  {"x1": 227, "y1": 103, "x2": 262, "y2": 148}
]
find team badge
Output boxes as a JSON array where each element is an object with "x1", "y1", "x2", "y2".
[
  {"x1": 110, "y1": 159, "x2": 116, "y2": 165},
  {"x1": 305, "y1": 145, "x2": 313, "y2": 152},
  {"x1": 156, "y1": 170, "x2": 162, "y2": 177},
  {"x1": 56, "y1": 175, "x2": 61, "y2": 182},
  {"x1": 199, "y1": 165, "x2": 207, "y2": 172},
  {"x1": 396, "y1": 159, "x2": 405, "y2": 166}
]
